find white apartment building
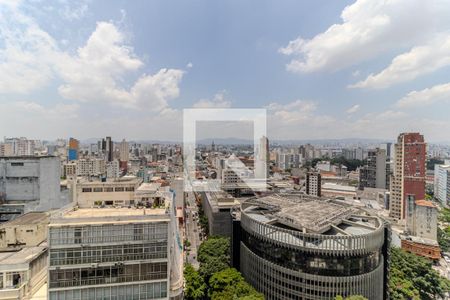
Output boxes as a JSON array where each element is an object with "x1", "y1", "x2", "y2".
[
  {"x1": 76, "y1": 158, "x2": 106, "y2": 177},
  {"x1": 3, "y1": 138, "x2": 35, "y2": 156},
  {"x1": 434, "y1": 162, "x2": 450, "y2": 205},
  {"x1": 106, "y1": 160, "x2": 120, "y2": 178}
]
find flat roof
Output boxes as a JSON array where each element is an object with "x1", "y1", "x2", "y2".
[
  {"x1": 243, "y1": 194, "x2": 380, "y2": 234},
  {"x1": 1, "y1": 212, "x2": 48, "y2": 227},
  {"x1": 0, "y1": 246, "x2": 46, "y2": 267},
  {"x1": 137, "y1": 182, "x2": 162, "y2": 192},
  {"x1": 49, "y1": 207, "x2": 169, "y2": 227}
]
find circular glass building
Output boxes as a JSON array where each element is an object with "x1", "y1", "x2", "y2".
[{"x1": 235, "y1": 194, "x2": 389, "y2": 300}]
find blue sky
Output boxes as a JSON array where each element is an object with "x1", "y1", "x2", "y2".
[{"x1": 1, "y1": 0, "x2": 450, "y2": 142}]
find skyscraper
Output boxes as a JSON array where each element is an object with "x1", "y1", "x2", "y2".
[
  {"x1": 68, "y1": 137, "x2": 79, "y2": 161},
  {"x1": 306, "y1": 172, "x2": 321, "y2": 196},
  {"x1": 118, "y1": 139, "x2": 129, "y2": 171},
  {"x1": 105, "y1": 136, "x2": 113, "y2": 162},
  {"x1": 389, "y1": 133, "x2": 426, "y2": 220},
  {"x1": 255, "y1": 136, "x2": 269, "y2": 179}
]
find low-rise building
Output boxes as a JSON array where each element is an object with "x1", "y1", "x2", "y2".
[
  {"x1": 74, "y1": 177, "x2": 142, "y2": 207},
  {"x1": 0, "y1": 246, "x2": 47, "y2": 300},
  {"x1": 0, "y1": 212, "x2": 48, "y2": 250}
]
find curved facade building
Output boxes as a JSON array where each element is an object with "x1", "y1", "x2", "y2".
[{"x1": 233, "y1": 194, "x2": 389, "y2": 300}]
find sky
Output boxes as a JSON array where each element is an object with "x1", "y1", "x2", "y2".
[{"x1": 1, "y1": 0, "x2": 450, "y2": 142}]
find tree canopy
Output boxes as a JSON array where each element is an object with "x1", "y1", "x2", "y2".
[
  {"x1": 184, "y1": 264, "x2": 207, "y2": 300},
  {"x1": 209, "y1": 268, "x2": 264, "y2": 300},
  {"x1": 389, "y1": 247, "x2": 450, "y2": 300}
]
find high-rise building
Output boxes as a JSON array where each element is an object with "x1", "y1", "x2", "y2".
[
  {"x1": 105, "y1": 136, "x2": 113, "y2": 162},
  {"x1": 106, "y1": 160, "x2": 120, "y2": 178},
  {"x1": 389, "y1": 133, "x2": 426, "y2": 220},
  {"x1": 359, "y1": 148, "x2": 387, "y2": 190},
  {"x1": 68, "y1": 138, "x2": 79, "y2": 161},
  {"x1": 232, "y1": 195, "x2": 390, "y2": 300},
  {"x1": 255, "y1": 136, "x2": 269, "y2": 178},
  {"x1": 434, "y1": 162, "x2": 450, "y2": 206},
  {"x1": 306, "y1": 172, "x2": 321, "y2": 196},
  {"x1": 119, "y1": 139, "x2": 130, "y2": 162}
]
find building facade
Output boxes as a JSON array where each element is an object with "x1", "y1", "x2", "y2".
[
  {"x1": 233, "y1": 195, "x2": 389, "y2": 300},
  {"x1": 359, "y1": 148, "x2": 387, "y2": 190},
  {"x1": 389, "y1": 133, "x2": 426, "y2": 220},
  {"x1": 434, "y1": 163, "x2": 450, "y2": 206},
  {"x1": 47, "y1": 207, "x2": 172, "y2": 300},
  {"x1": 0, "y1": 156, "x2": 61, "y2": 220},
  {"x1": 305, "y1": 172, "x2": 321, "y2": 197}
]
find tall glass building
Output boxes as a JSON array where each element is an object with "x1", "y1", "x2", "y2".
[{"x1": 232, "y1": 194, "x2": 390, "y2": 300}]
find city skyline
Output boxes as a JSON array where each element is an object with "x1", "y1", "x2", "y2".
[{"x1": 2, "y1": 0, "x2": 450, "y2": 141}]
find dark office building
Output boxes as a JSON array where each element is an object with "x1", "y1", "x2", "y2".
[{"x1": 232, "y1": 194, "x2": 390, "y2": 300}]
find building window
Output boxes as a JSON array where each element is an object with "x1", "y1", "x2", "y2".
[
  {"x1": 125, "y1": 187, "x2": 135, "y2": 192},
  {"x1": 115, "y1": 187, "x2": 124, "y2": 192},
  {"x1": 10, "y1": 162, "x2": 24, "y2": 166},
  {"x1": 104, "y1": 187, "x2": 114, "y2": 192},
  {"x1": 82, "y1": 188, "x2": 92, "y2": 193},
  {"x1": 93, "y1": 187, "x2": 103, "y2": 192}
]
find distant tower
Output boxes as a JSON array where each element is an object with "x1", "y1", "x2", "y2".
[
  {"x1": 255, "y1": 136, "x2": 269, "y2": 179},
  {"x1": 105, "y1": 136, "x2": 113, "y2": 162},
  {"x1": 211, "y1": 140, "x2": 216, "y2": 152},
  {"x1": 68, "y1": 138, "x2": 79, "y2": 161}
]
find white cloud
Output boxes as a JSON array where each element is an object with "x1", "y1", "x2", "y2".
[
  {"x1": 279, "y1": 0, "x2": 447, "y2": 73},
  {"x1": 346, "y1": 104, "x2": 360, "y2": 114},
  {"x1": 0, "y1": 3, "x2": 58, "y2": 94},
  {"x1": 58, "y1": 0, "x2": 89, "y2": 21},
  {"x1": 350, "y1": 34, "x2": 450, "y2": 89},
  {"x1": 15, "y1": 101, "x2": 80, "y2": 118},
  {"x1": 56, "y1": 22, "x2": 184, "y2": 110},
  {"x1": 193, "y1": 91, "x2": 232, "y2": 108},
  {"x1": 186, "y1": 62, "x2": 193, "y2": 68},
  {"x1": 266, "y1": 100, "x2": 317, "y2": 123},
  {"x1": 0, "y1": 1, "x2": 185, "y2": 112},
  {"x1": 396, "y1": 82, "x2": 450, "y2": 108}
]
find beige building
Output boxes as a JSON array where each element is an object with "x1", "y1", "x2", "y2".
[
  {"x1": 0, "y1": 246, "x2": 47, "y2": 300},
  {"x1": 0, "y1": 212, "x2": 49, "y2": 250},
  {"x1": 74, "y1": 177, "x2": 142, "y2": 207},
  {"x1": 0, "y1": 144, "x2": 13, "y2": 156}
]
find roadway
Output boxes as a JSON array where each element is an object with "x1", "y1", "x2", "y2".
[{"x1": 185, "y1": 191, "x2": 201, "y2": 269}]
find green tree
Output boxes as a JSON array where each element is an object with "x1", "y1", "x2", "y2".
[
  {"x1": 199, "y1": 256, "x2": 230, "y2": 280},
  {"x1": 389, "y1": 247, "x2": 450, "y2": 300},
  {"x1": 184, "y1": 264, "x2": 207, "y2": 300},
  {"x1": 197, "y1": 236, "x2": 230, "y2": 264},
  {"x1": 209, "y1": 268, "x2": 264, "y2": 300}
]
